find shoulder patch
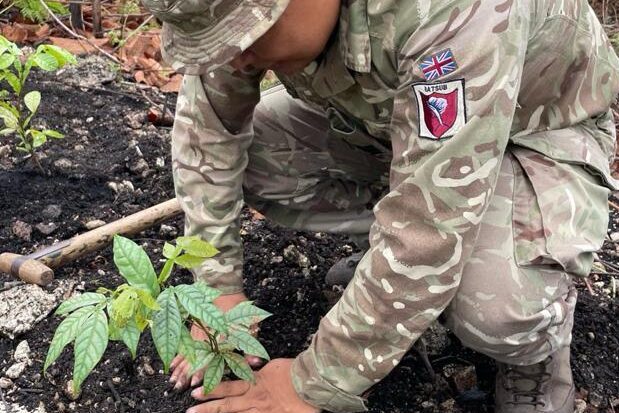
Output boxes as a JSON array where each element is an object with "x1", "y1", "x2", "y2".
[{"x1": 413, "y1": 79, "x2": 467, "y2": 140}]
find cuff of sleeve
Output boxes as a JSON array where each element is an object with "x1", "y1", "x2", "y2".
[
  {"x1": 292, "y1": 349, "x2": 368, "y2": 413},
  {"x1": 192, "y1": 256, "x2": 244, "y2": 294}
]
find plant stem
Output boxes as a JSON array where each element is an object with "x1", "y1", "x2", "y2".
[{"x1": 194, "y1": 318, "x2": 220, "y2": 353}]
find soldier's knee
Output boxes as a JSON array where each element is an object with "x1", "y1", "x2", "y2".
[{"x1": 446, "y1": 289, "x2": 576, "y2": 364}]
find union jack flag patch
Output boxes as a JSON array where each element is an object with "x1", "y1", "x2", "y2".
[{"x1": 419, "y1": 49, "x2": 458, "y2": 81}]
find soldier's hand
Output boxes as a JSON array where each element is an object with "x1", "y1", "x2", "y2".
[
  {"x1": 169, "y1": 292, "x2": 264, "y2": 390},
  {"x1": 188, "y1": 358, "x2": 319, "y2": 413}
]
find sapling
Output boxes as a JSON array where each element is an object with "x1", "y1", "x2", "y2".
[
  {"x1": 44, "y1": 235, "x2": 271, "y2": 397},
  {"x1": 0, "y1": 36, "x2": 76, "y2": 171}
]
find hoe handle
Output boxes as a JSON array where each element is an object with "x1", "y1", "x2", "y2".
[{"x1": 0, "y1": 198, "x2": 182, "y2": 286}]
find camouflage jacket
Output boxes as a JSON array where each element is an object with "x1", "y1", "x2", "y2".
[{"x1": 171, "y1": 0, "x2": 619, "y2": 411}]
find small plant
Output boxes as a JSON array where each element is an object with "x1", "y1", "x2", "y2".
[
  {"x1": 44, "y1": 235, "x2": 271, "y2": 397},
  {"x1": 6, "y1": 0, "x2": 68, "y2": 23},
  {"x1": 0, "y1": 36, "x2": 76, "y2": 171}
]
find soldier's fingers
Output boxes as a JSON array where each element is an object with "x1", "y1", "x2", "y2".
[
  {"x1": 186, "y1": 395, "x2": 251, "y2": 413},
  {"x1": 245, "y1": 355, "x2": 263, "y2": 368},
  {"x1": 171, "y1": 360, "x2": 191, "y2": 389},
  {"x1": 171, "y1": 354, "x2": 184, "y2": 370},
  {"x1": 191, "y1": 380, "x2": 251, "y2": 401},
  {"x1": 190, "y1": 368, "x2": 205, "y2": 387}
]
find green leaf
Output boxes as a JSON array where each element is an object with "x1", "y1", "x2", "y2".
[
  {"x1": 38, "y1": 44, "x2": 77, "y2": 66},
  {"x1": 56, "y1": 292, "x2": 107, "y2": 315},
  {"x1": 176, "y1": 236, "x2": 219, "y2": 258},
  {"x1": 72, "y1": 309, "x2": 109, "y2": 393},
  {"x1": 151, "y1": 289, "x2": 182, "y2": 373},
  {"x1": 194, "y1": 282, "x2": 221, "y2": 302},
  {"x1": 227, "y1": 328, "x2": 269, "y2": 360},
  {"x1": 0, "y1": 128, "x2": 14, "y2": 136},
  {"x1": 31, "y1": 130, "x2": 47, "y2": 148},
  {"x1": 32, "y1": 52, "x2": 59, "y2": 71},
  {"x1": 4, "y1": 72, "x2": 20, "y2": 94},
  {"x1": 223, "y1": 352, "x2": 254, "y2": 382},
  {"x1": 202, "y1": 354, "x2": 224, "y2": 395},
  {"x1": 174, "y1": 284, "x2": 227, "y2": 332},
  {"x1": 174, "y1": 254, "x2": 207, "y2": 269},
  {"x1": 135, "y1": 288, "x2": 160, "y2": 311},
  {"x1": 157, "y1": 259, "x2": 174, "y2": 285},
  {"x1": 110, "y1": 288, "x2": 138, "y2": 328},
  {"x1": 24, "y1": 90, "x2": 40, "y2": 114},
  {"x1": 0, "y1": 105, "x2": 18, "y2": 129},
  {"x1": 177, "y1": 326, "x2": 197, "y2": 365},
  {"x1": 225, "y1": 301, "x2": 271, "y2": 327},
  {"x1": 162, "y1": 242, "x2": 181, "y2": 259},
  {"x1": 0, "y1": 53, "x2": 15, "y2": 70},
  {"x1": 44, "y1": 306, "x2": 96, "y2": 372},
  {"x1": 42, "y1": 129, "x2": 64, "y2": 139},
  {"x1": 113, "y1": 235, "x2": 159, "y2": 296},
  {"x1": 119, "y1": 318, "x2": 140, "y2": 359},
  {"x1": 188, "y1": 351, "x2": 214, "y2": 377}
]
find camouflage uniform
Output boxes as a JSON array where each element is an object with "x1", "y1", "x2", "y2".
[{"x1": 158, "y1": 0, "x2": 619, "y2": 411}]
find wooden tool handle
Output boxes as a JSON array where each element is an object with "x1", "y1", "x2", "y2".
[{"x1": 0, "y1": 253, "x2": 54, "y2": 286}]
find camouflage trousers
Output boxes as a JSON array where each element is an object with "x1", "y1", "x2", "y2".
[{"x1": 245, "y1": 85, "x2": 610, "y2": 365}]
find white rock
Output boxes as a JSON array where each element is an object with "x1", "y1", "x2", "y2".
[
  {"x1": 611, "y1": 232, "x2": 619, "y2": 241},
  {"x1": 0, "y1": 281, "x2": 74, "y2": 338},
  {"x1": 5, "y1": 361, "x2": 26, "y2": 379},
  {"x1": 54, "y1": 158, "x2": 73, "y2": 170},
  {"x1": 0, "y1": 377, "x2": 13, "y2": 389},
  {"x1": 155, "y1": 157, "x2": 165, "y2": 168},
  {"x1": 13, "y1": 340, "x2": 31, "y2": 364},
  {"x1": 574, "y1": 399, "x2": 587, "y2": 413}
]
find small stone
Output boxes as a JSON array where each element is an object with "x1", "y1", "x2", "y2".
[
  {"x1": 73, "y1": 144, "x2": 84, "y2": 151},
  {"x1": 155, "y1": 157, "x2": 165, "y2": 168},
  {"x1": 36, "y1": 222, "x2": 58, "y2": 235},
  {"x1": 86, "y1": 116, "x2": 94, "y2": 123},
  {"x1": 574, "y1": 399, "x2": 587, "y2": 413},
  {"x1": 54, "y1": 158, "x2": 73, "y2": 169},
  {"x1": 57, "y1": 402, "x2": 66, "y2": 412},
  {"x1": 0, "y1": 377, "x2": 13, "y2": 389},
  {"x1": 587, "y1": 332, "x2": 595, "y2": 340},
  {"x1": 421, "y1": 400, "x2": 435, "y2": 410},
  {"x1": 11, "y1": 220, "x2": 32, "y2": 241},
  {"x1": 143, "y1": 362, "x2": 155, "y2": 376},
  {"x1": 130, "y1": 158, "x2": 149, "y2": 174},
  {"x1": 68, "y1": 402, "x2": 76, "y2": 410},
  {"x1": 42, "y1": 204, "x2": 62, "y2": 219},
  {"x1": 13, "y1": 340, "x2": 31, "y2": 364},
  {"x1": 64, "y1": 380, "x2": 80, "y2": 400},
  {"x1": 588, "y1": 392, "x2": 603, "y2": 408},
  {"x1": 112, "y1": 377, "x2": 121, "y2": 384},
  {"x1": 283, "y1": 245, "x2": 310, "y2": 268},
  {"x1": 0, "y1": 144, "x2": 11, "y2": 158},
  {"x1": 5, "y1": 361, "x2": 27, "y2": 379},
  {"x1": 270, "y1": 255, "x2": 284, "y2": 264},
  {"x1": 439, "y1": 399, "x2": 457, "y2": 411},
  {"x1": 125, "y1": 113, "x2": 144, "y2": 129},
  {"x1": 159, "y1": 224, "x2": 177, "y2": 237},
  {"x1": 610, "y1": 232, "x2": 619, "y2": 242},
  {"x1": 84, "y1": 219, "x2": 106, "y2": 230},
  {"x1": 443, "y1": 364, "x2": 477, "y2": 394},
  {"x1": 97, "y1": 270, "x2": 105, "y2": 276}
]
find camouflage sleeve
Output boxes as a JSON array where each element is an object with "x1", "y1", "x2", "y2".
[
  {"x1": 172, "y1": 66, "x2": 261, "y2": 294},
  {"x1": 292, "y1": 2, "x2": 530, "y2": 411}
]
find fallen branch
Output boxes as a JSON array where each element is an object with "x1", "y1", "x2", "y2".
[{"x1": 37, "y1": 0, "x2": 120, "y2": 64}]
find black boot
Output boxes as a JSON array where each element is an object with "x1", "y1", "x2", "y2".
[{"x1": 325, "y1": 251, "x2": 365, "y2": 286}]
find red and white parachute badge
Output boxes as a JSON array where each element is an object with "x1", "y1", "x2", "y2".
[{"x1": 413, "y1": 79, "x2": 467, "y2": 140}]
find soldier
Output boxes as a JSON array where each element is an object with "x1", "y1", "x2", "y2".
[{"x1": 142, "y1": 0, "x2": 619, "y2": 412}]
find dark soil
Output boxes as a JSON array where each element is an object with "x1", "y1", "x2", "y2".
[{"x1": 0, "y1": 61, "x2": 617, "y2": 413}]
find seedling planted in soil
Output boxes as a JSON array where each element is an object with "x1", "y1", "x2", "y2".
[
  {"x1": 0, "y1": 35, "x2": 76, "y2": 171},
  {"x1": 44, "y1": 235, "x2": 271, "y2": 397}
]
